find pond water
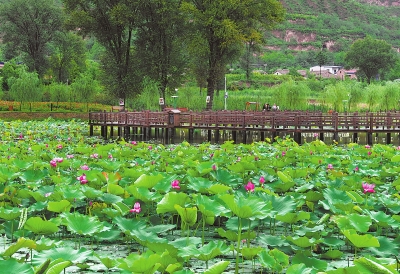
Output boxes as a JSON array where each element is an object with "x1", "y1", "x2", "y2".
[{"x1": 141, "y1": 128, "x2": 400, "y2": 146}]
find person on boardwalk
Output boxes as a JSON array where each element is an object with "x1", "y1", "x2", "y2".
[
  {"x1": 272, "y1": 103, "x2": 278, "y2": 111},
  {"x1": 263, "y1": 103, "x2": 271, "y2": 111}
]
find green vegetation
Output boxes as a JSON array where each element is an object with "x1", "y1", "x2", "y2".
[{"x1": 0, "y1": 120, "x2": 399, "y2": 273}]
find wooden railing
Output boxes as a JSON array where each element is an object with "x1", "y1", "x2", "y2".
[{"x1": 89, "y1": 110, "x2": 400, "y2": 133}]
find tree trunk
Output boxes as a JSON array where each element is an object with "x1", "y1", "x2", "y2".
[{"x1": 206, "y1": 77, "x2": 215, "y2": 110}]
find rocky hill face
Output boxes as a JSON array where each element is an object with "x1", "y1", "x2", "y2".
[{"x1": 267, "y1": 0, "x2": 400, "y2": 52}]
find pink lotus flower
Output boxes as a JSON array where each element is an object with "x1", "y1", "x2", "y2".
[
  {"x1": 245, "y1": 181, "x2": 255, "y2": 192},
  {"x1": 368, "y1": 151, "x2": 372, "y2": 156},
  {"x1": 212, "y1": 164, "x2": 217, "y2": 170},
  {"x1": 148, "y1": 145, "x2": 152, "y2": 150},
  {"x1": 254, "y1": 156, "x2": 259, "y2": 161},
  {"x1": 66, "y1": 154, "x2": 74, "y2": 159},
  {"x1": 57, "y1": 144, "x2": 63, "y2": 149},
  {"x1": 130, "y1": 202, "x2": 141, "y2": 213},
  {"x1": 90, "y1": 153, "x2": 99, "y2": 159},
  {"x1": 282, "y1": 151, "x2": 286, "y2": 156},
  {"x1": 50, "y1": 159, "x2": 57, "y2": 167},
  {"x1": 354, "y1": 166, "x2": 359, "y2": 172},
  {"x1": 259, "y1": 176, "x2": 265, "y2": 185},
  {"x1": 50, "y1": 157, "x2": 63, "y2": 167},
  {"x1": 131, "y1": 141, "x2": 137, "y2": 145},
  {"x1": 77, "y1": 174, "x2": 88, "y2": 184},
  {"x1": 313, "y1": 133, "x2": 318, "y2": 138},
  {"x1": 327, "y1": 164, "x2": 333, "y2": 170},
  {"x1": 108, "y1": 154, "x2": 113, "y2": 159},
  {"x1": 362, "y1": 182, "x2": 375, "y2": 194},
  {"x1": 210, "y1": 153, "x2": 214, "y2": 159},
  {"x1": 397, "y1": 146, "x2": 400, "y2": 150},
  {"x1": 19, "y1": 133, "x2": 24, "y2": 139},
  {"x1": 365, "y1": 145, "x2": 371, "y2": 149},
  {"x1": 81, "y1": 164, "x2": 90, "y2": 170},
  {"x1": 171, "y1": 180, "x2": 180, "y2": 189},
  {"x1": 310, "y1": 151, "x2": 313, "y2": 155}
]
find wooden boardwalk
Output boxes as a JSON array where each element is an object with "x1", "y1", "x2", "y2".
[{"x1": 88, "y1": 110, "x2": 400, "y2": 145}]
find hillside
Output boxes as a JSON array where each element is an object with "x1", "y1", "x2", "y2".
[{"x1": 266, "y1": 0, "x2": 400, "y2": 52}]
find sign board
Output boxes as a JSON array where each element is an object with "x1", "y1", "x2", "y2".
[
  {"x1": 119, "y1": 99, "x2": 125, "y2": 106},
  {"x1": 206, "y1": 96, "x2": 210, "y2": 103},
  {"x1": 159, "y1": 98, "x2": 165, "y2": 105}
]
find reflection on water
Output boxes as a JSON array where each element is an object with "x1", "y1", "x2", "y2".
[
  {"x1": 99, "y1": 127, "x2": 400, "y2": 146},
  {"x1": 150, "y1": 129, "x2": 400, "y2": 146}
]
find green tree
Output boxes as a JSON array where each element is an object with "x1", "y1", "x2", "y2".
[
  {"x1": 8, "y1": 66, "x2": 42, "y2": 106},
  {"x1": 181, "y1": 0, "x2": 285, "y2": 110},
  {"x1": 322, "y1": 82, "x2": 349, "y2": 112},
  {"x1": 315, "y1": 49, "x2": 328, "y2": 79},
  {"x1": 70, "y1": 73, "x2": 101, "y2": 111},
  {"x1": 48, "y1": 32, "x2": 87, "y2": 83},
  {"x1": 346, "y1": 81, "x2": 364, "y2": 112},
  {"x1": 63, "y1": 0, "x2": 140, "y2": 103},
  {"x1": 364, "y1": 84, "x2": 383, "y2": 111},
  {"x1": 380, "y1": 82, "x2": 400, "y2": 111},
  {"x1": 0, "y1": 0, "x2": 62, "y2": 74},
  {"x1": 133, "y1": 0, "x2": 188, "y2": 101},
  {"x1": 345, "y1": 36, "x2": 398, "y2": 84}
]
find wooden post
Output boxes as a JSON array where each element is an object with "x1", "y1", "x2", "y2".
[
  {"x1": 189, "y1": 128, "x2": 194, "y2": 143},
  {"x1": 352, "y1": 133, "x2": 358, "y2": 143},
  {"x1": 215, "y1": 130, "x2": 220, "y2": 143},
  {"x1": 294, "y1": 132, "x2": 301, "y2": 144},
  {"x1": 386, "y1": 133, "x2": 391, "y2": 145},
  {"x1": 242, "y1": 130, "x2": 247, "y2": 143},
  {"x1": 232, "y1": 130, "x2": 237, "y2": 143},
  {"x1": 367, "y1": 132, "x2": 373, "y2": 146},
  {"x1": 261, "y1": 131, "x2": 265, "y2": 141},
  {"x1": 89, "y1": 125, "x2": 94, "y2": 136},
  {"x1": 319, "y1": 132, "x2": 324, "y2": 142},
  {"x1": 208, "y1": 130, "x2": 212, "y2": 142}
]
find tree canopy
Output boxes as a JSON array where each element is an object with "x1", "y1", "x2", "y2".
[
  {"x1": 181, "y1": 0, "x2": 285, "y2": 110},
  {"x1": 0, "y1": 0, "x2": 62, "y2": 75},
  {"x1": 345, "y1": 36, "x2": 398, "y2": 84}
]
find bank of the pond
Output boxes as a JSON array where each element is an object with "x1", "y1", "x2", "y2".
[{"x1": 0, "y1": 111, "x2": 88, "y2": 120}]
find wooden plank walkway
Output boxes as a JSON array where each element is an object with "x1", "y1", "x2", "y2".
[{"x1": 88, "y1": 110, "x2": 400, "y2": 144}]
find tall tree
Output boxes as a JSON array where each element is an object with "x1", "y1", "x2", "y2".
[
  {"x1": 181, "y1": 0, "x2": 285, "y2": 110},
  {"x1": 134, "y1": 0, "x2": 187, "y2": 101},
  {"x1": 345, "y1": 36, "x2": 398, "y2": 84},
  {"x1": 0, "y1": 0, "x2": 62, "y2": 75},
  {"x1": 315, "y1": 49, "x2": 328, "y2": 80},
  {"x1": 48, "y1": 31, "x2": 87, "y2": 83},
  {"x1": 63, "y1": 0, "x2": 139, "y2": 103}
]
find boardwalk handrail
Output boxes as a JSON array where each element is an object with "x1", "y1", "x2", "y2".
[{"x1": 89, "y1": 110, "x2": 400, "y2": 133}]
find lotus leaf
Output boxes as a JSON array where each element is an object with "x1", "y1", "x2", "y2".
[
  {"x1": 33, "y1": 247, "x2": 93, "y2": 266},
  {"x1": 0, "y1": 207, "x2": 22, "y2": 220},
  {"x1": 117, "y1": 250, "x2": 161, "y2": 273},
  {"x1": 2, "y1": 237, "x2": 36, "y2": 257},
  {"x1": 24, "y1": 217, "x2": 59, "y2": 235},
  {"x1": 292, "y1": 253, "x2": 328, "y2": 271},
  {"x1": 156, "y1": 192, "x2": 189, "y2": 214},
  {"x1": 203, "y1": 261, "x2": 230, "y2": 274},
  {"x1": 219, "y1": 193, "x2": 265, "y2": 219},
  {"x1": 193, "y1": 241, "x2": 231, "y2": 262},
  {"x1": 354, "y1": 257, "x2": 396, "y2": 274},
  {"x1": 62, "y1": 212, "x2": 103, "y2": 235},
  {"x1": 335, "y1": 214, "x2": 372, "y2": 233},
  {"x1": 285, "y1": 263, "x2": 313, "y2": 274},
  {"x1": 342, "y1": 229, "x2": 380, "y2": 248},
  {"x1": 0, "y1": 258, "x2": 33, "y2": 274}
]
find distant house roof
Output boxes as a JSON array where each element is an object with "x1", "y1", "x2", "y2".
[
  {"x1": 336, "y1": 68, "x2": 357, "y2": 80},
  {"x1": 273, "y1": 69, "x2": 289, "y2": 75},
  {"x1": 273, "y1": 69, "x2": 307, "y2": 77}
]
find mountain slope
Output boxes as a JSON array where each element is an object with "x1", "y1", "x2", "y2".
[{"x1": 266, "y1": 0, "x2": 400, "y2": 52}]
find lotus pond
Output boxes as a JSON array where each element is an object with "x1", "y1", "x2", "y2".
[{"x1": 0, "y1": 119, "x2": 400, "y2": 274}]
